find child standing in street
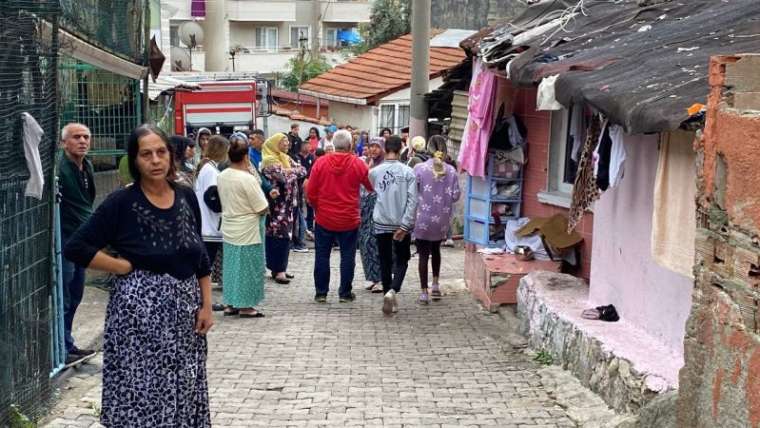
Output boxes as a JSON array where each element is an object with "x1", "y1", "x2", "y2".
[
  {"x1": 369, "y1": 136, "x2": 418, "y2": 315},
  {"x1": 413, "y1": 135, "x2": 461, "y2": 304}
]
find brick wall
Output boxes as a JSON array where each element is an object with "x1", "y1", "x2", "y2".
[
  {"x1": 678, "y1": 54, "x2": 760, "y2": 427},
  {"x1": 513, "y1": 87, "x2": 594, "y2": 279}
]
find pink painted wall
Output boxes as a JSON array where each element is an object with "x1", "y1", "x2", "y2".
[{"x1": 589, "y1": 134, "x2": 693, "y2": 357}]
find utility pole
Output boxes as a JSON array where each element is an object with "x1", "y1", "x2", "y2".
[
  {"x1": 409, "y1": 0, "x2": 431, "y2": 139},
  {"x1": 311, "y1": 0, "x2": 321, "y2": 59},
  {"x1": 205, "y1": 0, "x2": 227, "y2": 71}
]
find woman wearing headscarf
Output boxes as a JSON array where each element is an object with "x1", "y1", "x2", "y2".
[
  {"x1": 358, "y1": 137, "x2": 385, "y2": 292},
  {"x1": 413, "y1": 135, "x2": 461, "y2": 304},
  {"x1": 64, "y1": 124, "x2": 213, "y2": 426},
  {"x1": 217, "y1": 136, "x2": 269, "y2": 317},
  {"x1": 261, "y1": 133, "x2": 307, "y2": 284}
]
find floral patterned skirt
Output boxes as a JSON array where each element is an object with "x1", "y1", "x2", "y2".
[
  {"x1": 101, "y1": 270, "x2": 210, "y2": 427},
  {"x1": 359, "y1": 194, "x2": 381, "y2": 283}
]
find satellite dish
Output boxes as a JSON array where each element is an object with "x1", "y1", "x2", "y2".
[
  {"x1": 179, "y1": 21, "x2": 204, "y2": 48},
  {"x1": 171, "y1": 46, "x2": 192, "y2": 71}
]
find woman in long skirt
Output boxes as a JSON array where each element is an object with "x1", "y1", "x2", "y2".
[
  {"x1": 260, "y1": 133, "x2": 307, "y2": 284},
  {"x1": 359, "y1": 137, "x2": 385, "y2": 292},
  {"x1": 217, "y1": 136, "x2": 270, "y2": 317},
  {"x1": 64, "y1": 124, "x2": 213, "y2": 427}
]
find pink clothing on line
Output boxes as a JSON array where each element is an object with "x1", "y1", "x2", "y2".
[{"x1": 458, "y1": 59, "x2": 498, "y2": 178}]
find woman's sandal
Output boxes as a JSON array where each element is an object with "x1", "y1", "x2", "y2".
[
  {"x1": 365, "y1": 282, "x2": 377, "y2": 291},
  {"x1": 285, "y1": 273, "x2": 295, "y2": 279},
  {"x1": 223, "y1": 308, "x2": 239, "y2": 316},
  {"x1": 239, "y1": 311, "x2": 265, "y2": 318},
  {"x1": 274, "y1": 276, "x2": 291, "y2": 284}
]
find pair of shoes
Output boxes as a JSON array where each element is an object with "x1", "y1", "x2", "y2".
[
  {"x1": 314, "y1": 295, "x2": 327, "y2": 303},
  {"x1": 212, "y1": 303, "x2": 226, "y2": 312},
  {"x1": 418, "y1": 291, "x2": 430, "y2": 305},
  {"x1": 443, "y1": 239, "x2": 455, "y2": 247},
  {"x1": 431, "y1": 284, "x2": 442, "y2": 300},
  {"x1": 383, "y1": 290, "x2": 398, "y2": 314},
  {"x1": 339, "y1": 293, "x2": 356, "y2": 303},
  {"x1": 292, "y1": 247, "x2": 309, "y2": 253},
  {"x1": 223, "y1": 308, "x2": 239, "y2": 316}
]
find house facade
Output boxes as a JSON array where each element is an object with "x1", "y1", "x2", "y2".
[
  {"x1": 156, "y1": 0, "x2": 372, "y2": 74},
  {"x1": 298, "y1": 32, "x2": 465, "y2": 135}
]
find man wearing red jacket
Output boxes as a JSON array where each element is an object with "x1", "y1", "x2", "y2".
[{"x1": 307, "y1": 129, "x2": 373, "y2": 303}]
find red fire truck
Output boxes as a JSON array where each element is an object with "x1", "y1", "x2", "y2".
[{"x1": 174, "y1": 79, "x2": 271, "y2": 136}]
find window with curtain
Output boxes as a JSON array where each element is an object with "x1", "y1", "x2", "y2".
[
  {"x1": 379, "y1": 105, "x2": 395, "y2": 134},
  {"x1": 255, "y1": 27, "x2": 278, "y2": 51},
  {"x1": 325, "y1": 28, "x2": 338, "y2": 48},
  {"x1": 397, "y1": 105, "x2": 410, "y2": 133},
  {"x1": 290, "y1": 26, "x2": 309, "y2": 49}
]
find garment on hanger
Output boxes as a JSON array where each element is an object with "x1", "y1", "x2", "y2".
[
  {"x1": 21, "y1": 112, "x2": 45, "y2": 199},
  {"x1": 567, "y1": 116, "x2": 602, "y2": 232},
  {"x1": 458, "y1": 59, "x2": 499, "y2": 178},
  {"x1": 569, "y1": 105, "x2": 585, "y2": 162},
  {"x1": 593, "y1": 121, "x2": 626, "y2": 191}
]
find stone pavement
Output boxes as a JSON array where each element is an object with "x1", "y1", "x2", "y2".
[{"x1": 42, "y1": 246, "x2": 622, "y2": 427}]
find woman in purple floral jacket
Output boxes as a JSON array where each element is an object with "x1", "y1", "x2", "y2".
[{"x1": 413, "y1": 135, "x2": 461, "y2": 304}]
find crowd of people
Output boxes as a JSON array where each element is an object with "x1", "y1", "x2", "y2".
[{"x1": 58, "y1": 120, "x2": 460, "y2": 426}]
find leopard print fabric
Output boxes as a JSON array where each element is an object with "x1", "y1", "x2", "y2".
[
  {"x1": 567, "y1": 116, "x2": 602, "y2": 233},
  {"x1": 101, "y1": 270, "x2": 210, "y2": 427}
]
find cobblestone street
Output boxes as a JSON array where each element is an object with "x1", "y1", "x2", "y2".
[{"x1": 43, "y1": 247, "x2": 618, "y2": 427}]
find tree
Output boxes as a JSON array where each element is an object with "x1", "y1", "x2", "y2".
[
  {"x1": 281, "y1": 51, "x2": 332, "y2": 92},
  {"x1": 362, "y1": 0, "x2": 411, "y2": 51}
]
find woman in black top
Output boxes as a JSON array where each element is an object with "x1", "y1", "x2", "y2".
[{"x1": 64, "y1": 124, "x2": 213, "y2": 427}]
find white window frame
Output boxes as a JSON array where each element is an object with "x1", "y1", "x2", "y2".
[
  {"x1": 377, "y1": 102, "x2": 410, "y2": 135},
  {"x1": 289, "y1": 25, "x2": 310, "y2": 49},
  {"x1": 325, "y1": 28, "x2": 338, "y2": 48},
  {"x1": 255, "y1": 26, "x2": 279, "y2": 52},
  {"x1": 539, "y1": 107, "x2": 575, "y2": 208}
]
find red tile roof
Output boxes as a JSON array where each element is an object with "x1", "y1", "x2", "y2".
[{"x1": 299, "y1": 33, "x2": 466, "y2": 105}]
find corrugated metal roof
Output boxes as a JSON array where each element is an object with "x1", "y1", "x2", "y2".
[
  {"x1": 299, "y1": 33, "x2": 466, "y2": 105},
  {"x1": 466, "y1": 0, "x2": 760, "y2": 134}
]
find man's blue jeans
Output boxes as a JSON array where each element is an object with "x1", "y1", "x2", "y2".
[
  {"x1": 313, "y1": 224, "x2": 358, "y2": 298},
  {"x1": 61, "y1": 234, "x2": 86, "y2": 353}
]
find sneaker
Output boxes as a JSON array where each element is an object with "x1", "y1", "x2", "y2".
[
  {"x1": 314, "y1": 295, "x2": 327, "y2": 303},
  {"x1": 431, "y1": 284, "x2": 442, "y2": 300},
  {"x1": 339, "y1": 293, "x2": 356, "y2": 303},
  {"x1": 418, "y1": 291, "x2": 430, "y2": 305},
  {"x1": 383, "y1": 290, "x2": 395, "y2": 315},
  {"x1": 292, "y1": 246, "x2": 309, "y2": 253},
  {"x1": 443, "y1": 239, "x2": 455, "y2": 247}
]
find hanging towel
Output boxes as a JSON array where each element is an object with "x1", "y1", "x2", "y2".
[
  {"x1": 458, "y1": 59, "x2": 498, "y2": 178},
  {"x1": 651, "y1": 131, "x2": 696, "y2": 278},
  {"x1": 21, "y1": 113, "x2": 45, "y2": 199},
  {"x1": 536, "y1": 75, "x2": 563, "y2": 111}
]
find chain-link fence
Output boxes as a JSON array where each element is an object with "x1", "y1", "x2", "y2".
[
  {"x1": 0, "y1": 1, "x2": 61, "y2": 424},
  {"x1": 58, "y1": 57, "x2": 142, "y2": 205},
  {"x1": 59, "y1": 0, "x2": 143, "y2": 62}
]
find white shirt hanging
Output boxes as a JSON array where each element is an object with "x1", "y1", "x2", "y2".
[
  {"x1": 536, "y1": 75, "x2": 563, "y2": 111},
  {"x1": 21, "y1": 112, "x2": 45, "y2": 199}
]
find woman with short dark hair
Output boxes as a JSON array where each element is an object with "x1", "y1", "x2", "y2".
[{"x1": 64, "y1": 124, "x2": 213, "y2": 427}]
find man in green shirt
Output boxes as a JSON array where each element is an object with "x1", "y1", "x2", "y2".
[{"x1": 57, "y1": 123, "x2": 96, "y2": 364}]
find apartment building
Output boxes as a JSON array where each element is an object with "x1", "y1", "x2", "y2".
[{"x1": 157, "y1": 0, "x2": 372, "y2": 75}]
